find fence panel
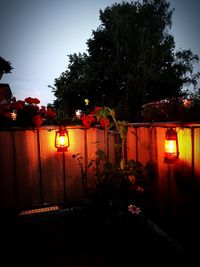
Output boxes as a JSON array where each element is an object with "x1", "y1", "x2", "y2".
[
  {"x1": 66, "y1": 128, "x2": 86, "y2": 201},
  {"x1": 14, "y1": 130, "x2": 41, "y2": 210},
  {"x1": 0, "y1": 131, "x2": 15, "y2": 209},
  {"x1": 39, "y1": 128, "x2": 65, "y2": 205}
]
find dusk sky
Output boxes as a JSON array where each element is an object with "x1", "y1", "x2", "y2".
[{"x1": 1, "y1": 0, "x2": 200, "y2": 106}]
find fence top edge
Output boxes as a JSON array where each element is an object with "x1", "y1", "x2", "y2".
[
  {"x1": 128, "y1": 121, "x2": 200, "y2": 128},
  {"x1": 1, "y1": 121, "x2": 200, "y2": 131}
]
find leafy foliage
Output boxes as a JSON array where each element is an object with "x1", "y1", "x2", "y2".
[{"x1": 73, "y1": 148, "x2": 147, "y2": 213}]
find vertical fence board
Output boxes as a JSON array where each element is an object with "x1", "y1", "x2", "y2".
[
  {"x1": 86, "y1": 128, "x2": 109, "y2": 190},
  {"x1": 137, "y1": 127, "x2": 151, "y2": 166},
  {"x1": 171, "y1": 127, "x2": 193, "y2": 225},
  {"x1": 0, "y1": 131, "x2": 15, "y2": 209},
  {"x1": 177, "y1": 127, "x2": 192, "y2": 170},
  {"x1": 155, "y1": 127, "x2": 169, "y2": 223},
  {"x1": 144, "y1": 127, "x2": 159, "y2": 218},
  {"x1": 127, "y1": 126, "x2": 137, "y2": 160},
  {"x1": 192, "y1": 128, "x2": 200, "y2": 221},
  {"x1": 96, "y1": 128, "x2": 106, "y2": 152},
  {"x1": 39, "y1": 129, "x2": 64, "y2": 205},
  {"x1": 86, "y1": 127, "x2": 99, "y2": 190},
  {"x1": 149, "y1": 127, "x2": 158, "y2": 164},
  {"x1": 66, "y1": 128, "x2": 85, "y2": 201},
  {"x1": 194, "y1": 128, "x2": 200, "y2": 179},
  {"x1": 107, "y1": 130, "x2": 116, "y2": 165},
  {"x1": 14, "y1": 130, "x2": 41, "y2": 210},
  {"x1": 87, "y1": 127, "x2": 99, "y2": 163}
]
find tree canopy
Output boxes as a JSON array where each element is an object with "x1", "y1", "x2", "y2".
[{"x1": 52, "y1": 0, "x2": 200, "y2": 121}]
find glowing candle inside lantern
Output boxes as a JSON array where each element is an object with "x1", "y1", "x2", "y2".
[{"x1": 165, "y1": 140, "x2": 177, "y2": 154}]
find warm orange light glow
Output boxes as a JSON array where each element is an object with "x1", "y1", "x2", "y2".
[
  {"x1": 165, "y1": 140, "x2": 177, "y2": 153},
  {"x1": 164, "y1": 128, "x2": 179, "y2": 163},
  {"x1": 55, "y1": 128, "x2": 70, "y2": 152}
]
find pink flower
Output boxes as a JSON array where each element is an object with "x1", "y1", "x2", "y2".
[{"x1": 128, "y1": 204, "x2": 141, "y2": 215}]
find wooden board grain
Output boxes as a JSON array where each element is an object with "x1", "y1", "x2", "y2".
[
  {"x1": 14, "y1": 129, "x2": 41, "y2": 209},
  {"x1": 39, "y1": 128, "x2": 64, "y2": 205}
]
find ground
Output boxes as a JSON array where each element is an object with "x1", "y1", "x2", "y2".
[{"x1": 0, "y1": 204, "x2": 199, "y2": 266}]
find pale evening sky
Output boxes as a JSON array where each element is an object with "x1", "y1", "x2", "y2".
[{"x1": 0, "y1": 0, "x2": 200, "y2": 106}]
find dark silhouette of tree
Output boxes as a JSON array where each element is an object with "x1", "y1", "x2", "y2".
[
  {"x1": 52, "y1": 0, "x2": 200, "y2": 121},
  {"x1": 53, "y1": 53, "x2": 91, "y2": 118},
  {"x1": 0, "y1": 57, "x2": 13, "y2": 79}
]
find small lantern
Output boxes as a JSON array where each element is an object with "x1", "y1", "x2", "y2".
[
  {"x1": 75, "y1": 109, "x2": 83, "y2": 119},
  {"x1": 164, "y1": 128, "x2": 179, "y2": 163},
  {"x1": 55, "y1": 128, "x2": 70, "y2": 152}
]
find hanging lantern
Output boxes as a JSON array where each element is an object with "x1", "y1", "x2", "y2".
[
  {"x1": 55, "y1": 127, "x2": 70, "y2": 152},
  {"x1": 164, "y1": 128, "x2": 179, "y2": 163}
]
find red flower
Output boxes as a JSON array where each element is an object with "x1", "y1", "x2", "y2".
[
  {"x1": 32, "y1": 115, "x2": 43, "y2": 127},
  {"x1": 32, "y1": 105, "x2": 39, "y2": 111},
  {"x1": 45, "y1": 108, "x2": 56, "y2": 118},
  {"x1": 90, "y1": 106, "x2": 103, "y2": 115},
  {"x1": 32, "y1": 98, "x2": 40, "y2": 104},
  {"x1": 100, "y1": 118, "x2": 110, "y2": 128},
  {"x1": 25, "y1": 97, "x2": 40, "y2": 105},
  {"x1": 95, "y1": 106, "x2": 103, "y2": 111},
  {"x1": 81, "y1": 115, "x2": 95, "y2": 128},
  {"x1": 25, "y1": 97, "x2": 35, "y2": 104}
]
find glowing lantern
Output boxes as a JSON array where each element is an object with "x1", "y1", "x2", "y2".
[
  {"x1": 55, "y1": 128, "x2": 70, "y2": 152},
  {"x1": 75, "y1": 109, "x2": 83, "y2": 119},
  {"x1": 164, "y1": 128, "x2": 179, "y2": 163}
]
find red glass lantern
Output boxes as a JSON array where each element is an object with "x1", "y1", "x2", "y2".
[
  {"x1": 164, "y1": 128, "x2": 179, "y2": 163},
  {"x1": 55, "y1": 128, "x2": 70, "y2": 152}
]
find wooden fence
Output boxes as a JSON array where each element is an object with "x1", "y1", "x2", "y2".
[
  {"x1": 0, "y1": 123, "x2": 200, "y2": 228},
  {"x1": 127, "y1": 122, "x2": 200, "y2": 228},
  {"x1": 0, "y1": 126, "x2": 116, "y2": 212}
]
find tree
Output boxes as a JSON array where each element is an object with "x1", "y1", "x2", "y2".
[
  {"x1": 53, "y1": 53, "x2": 91, "y2": 118},
  {"x1": 52, "y1": 0, "x2": 200, "y2": 121},
  {"x1": 0, "y1": 57, "x2": 13, "y2": 79}
]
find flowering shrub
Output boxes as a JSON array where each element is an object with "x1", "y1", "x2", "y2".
[
  {"x1": 79, "y1": 106, "x2": 116, "y2": 129},
  {"x1": 0, "y1": 97, "x2": 57, "y2": 127},
  {"x1": 140, "y1": 96, "x2": 197, "y2": 122}
]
